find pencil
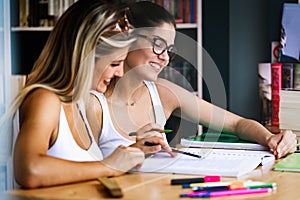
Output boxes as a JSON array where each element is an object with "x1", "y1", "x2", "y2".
[
  {"x1": 129, "y1": 129, "x2": 173, "y2": 136},
  {"x1": 171, "y1": 148, "x2": 202, "y2": 159}
]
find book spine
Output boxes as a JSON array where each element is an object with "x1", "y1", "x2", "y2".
[
  {"x1": 168, "y1": 0, "x2": 175, "y2": 18},
  {"x1": 39, "y1": 0, "x2": 49, "y2": 27},
  {"x1": 271, "y1": 63, "x2": 282, "y2": 127},
  {"x1": 293, "y1": 63, "x2": 300, "y2": 89},
  {"x1": 282, "y1": 63, "x2": 294, "y2": 89},
  {"x1": 176, "y1": 0, "x2": 183, "y2": 23},
  {"x1": 190, "y1": 0, "x2": 194, "y2": 23},
  {"x1": 184, "y1": 0, "x2": 191, "y2": 23},
  {"x1": 19, "y1": 0, "x2": 29, "y2": 27},
  {"x1": 28, "y1": 0, "x2": 40, "y2": 27},
  {"x1": 258, "y1": 63, "x2": 272, "y2": 126}
]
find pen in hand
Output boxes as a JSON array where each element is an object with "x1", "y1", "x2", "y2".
[{"x1": 144, "y1": 141, "x2": 202, "y2": 159}]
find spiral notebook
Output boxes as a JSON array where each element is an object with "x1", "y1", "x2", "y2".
[{"x1": 136, "y1": 148, "x2": 274, "y2": 177}]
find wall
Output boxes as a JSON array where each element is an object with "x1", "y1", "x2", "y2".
[{"x1": 229, "y1": 0, "x2": 269, "y2": 120}]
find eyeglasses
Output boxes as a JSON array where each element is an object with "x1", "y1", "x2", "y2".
[{"x1": 136, "y1": 34, "x2": 177, "y2": 60}]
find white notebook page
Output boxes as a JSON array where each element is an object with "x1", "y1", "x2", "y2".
[{"x1": 136, "y1": 148, "x2": 275, "y2": 177}]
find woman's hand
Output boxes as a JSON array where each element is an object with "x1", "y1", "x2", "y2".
[
  {"x1": 267, "y1": 130, "x2": 297, "y2": 158},
  {"x1": 130, "y1": 123, "x2": 176, "y2": 157},
  {"x1": 101, "y1": 145, "x2": 145, "y2": 176}
]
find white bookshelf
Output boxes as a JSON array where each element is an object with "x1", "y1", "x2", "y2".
[
  {"x1": 197, "y1": 0, "x2": 202, "y2": 134},
  {"x1": 0, "y1": 0, "x2": 14, "y2": 191},
  {"x1": 177, "y1": 23, "x2": 197, "y2": 29},
  {"x1": 12, "y1": 24, "x2": 197, "y2": 32},
  {"x1": 11, "y1": 27, "x2": 53, "y2": 32}
]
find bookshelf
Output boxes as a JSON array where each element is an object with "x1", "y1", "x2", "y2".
[
  {"x1": 0, "y1": 0, "x2": 15, "y2": 191},
  {"x1": 10, "y1": 0, "x2": 203, "y2": 144}
]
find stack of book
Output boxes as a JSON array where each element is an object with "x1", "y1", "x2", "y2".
[
  {"x1": 279, "y1": 89, "x2": 300, "y2": 135},
  {"x1": 258, "y1": 63, "x2": 300, "y2": 131}
]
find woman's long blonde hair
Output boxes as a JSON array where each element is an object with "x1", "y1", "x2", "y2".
[{"x1": 1, "y1": 0, "x2": 134, "y2": 126}]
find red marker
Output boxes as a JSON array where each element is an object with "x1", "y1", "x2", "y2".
[{"x1": 170, "y1": 176, "x2": 221, "y2": 186}]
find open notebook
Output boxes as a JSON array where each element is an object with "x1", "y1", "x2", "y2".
[{"x1": 136, "y1": 148, "x2": 275, "y2": 177}]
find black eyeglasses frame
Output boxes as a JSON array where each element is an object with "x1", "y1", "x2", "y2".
[{"x1": 136, "y1": 34, "x2": 177, "y2": 60}]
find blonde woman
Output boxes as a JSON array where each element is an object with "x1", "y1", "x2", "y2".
[{"x1": 2, "y1": 0, "x2": 145, "y2": 189}]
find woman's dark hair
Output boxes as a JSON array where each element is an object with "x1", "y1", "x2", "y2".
[{"x1": 128, "y1": 1, "x2": 176, "y2": 29}]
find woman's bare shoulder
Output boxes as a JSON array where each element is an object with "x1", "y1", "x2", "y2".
[{"x1": 20, "y1": 88, "x2": 61, "y2": 121}]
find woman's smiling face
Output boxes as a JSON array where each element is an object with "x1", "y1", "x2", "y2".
[
  {"x1": 124, "y1": 23, "x2": 176, "y2": 81},
  {"x1": 93, "y1": 47, "x2": 129, "y2": 93}
]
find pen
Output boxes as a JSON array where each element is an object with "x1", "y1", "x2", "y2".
[
  {"x1": 180, "y1": 188, "x2": 272, "y2": 198},
  {"x1": 180, "y1": 191, "x2": 207, "y2": 198},
  {"x1": 188, "y1": 180, "x2": 264, "y2": 188},
  {"x1": 189, "y1": 188, "x2": 272, "y2": 198},
  {"x1": 192, "y1": 185, "x2": 229, "y2": 192},
  {"x1": 144, "y1": 141, "x2": 202, "y2": 159},
  {"x1": 171, "y1": 176, "x2": 221, "y2": 185},
  {"x1": 171, "y1": 148, "x2": 202, "y2": 158},
  {"x1": 129, "y1": 129, "x2": 173, "y2": 136},
  {"x1": 229, "y1": 182, "x2": 277, "y2": 190},
  {"x1": 192, "y1": 183, "x2": 277, "y2": 192},
  {"x1": 192, "y1": 183, "x2": 276, "y2": 192}
]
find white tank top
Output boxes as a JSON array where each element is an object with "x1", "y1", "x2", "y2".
[
  {"x1": 90, "y1": 81, "x2": 167, "y2": 158},
  {"x1": 12, "y1": 104, "x2": 103, "y2": 188},
  {"x1": 47, "y1": 105, "x2": 103, "y2": 161}
]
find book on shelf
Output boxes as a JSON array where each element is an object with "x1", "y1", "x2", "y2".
[
  {"x1": 183, "y1": 0, "x2": 190, "y2": 23},
  {"x1": 273, "y1": 153, "x2": 300, "y2": 172},
  {"x1": 18, "y1": 0, "x2": 77, "y2": 27},
  {"x1": 271, "y1": 63, "x2": 282, "y2": 127},
  {"x1": 180, "y1": 132, "x2": 269, "y2": 151},
  {"x1": 159, "y1": 61, "x2": 197, "y2": 92},
  {"x1": 282, "y1": 63, "x2": 294, "y2": 89},
  {"x1": 135, "y1": 148, "x2": 274, "y2": 177},
  {"x1": 258, "y1": 63, "x2": 300, "y2": 128},
  {"x1": 293, "y1": 63, "x2": 300, "y2": 89},
  {"x1": 258, "y1": 63, "x2": 272, "y2": 126},
  {"x1": 144, "y1": 0, "x2": 197, "y2": 24},
  {"x1": 19, "y1": 0, "x2": 29, "y2": 27},
  {"x1": 279, "y1": 89, "x2": 300, "y2": 132}
]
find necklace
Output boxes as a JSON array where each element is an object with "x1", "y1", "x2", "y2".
[
  {"x1": 126, "y1": 101, "x2": 136, "y2": 106},
  {"x1": 125, "y1": 86, "x2": 145, "y2": 107}
]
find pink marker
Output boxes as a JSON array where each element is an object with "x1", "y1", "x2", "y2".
[{"x1": 190, "y1": 188, "x2": 272, "y2": 198}]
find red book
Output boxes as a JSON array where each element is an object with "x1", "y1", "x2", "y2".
[
  {"x1": 271, "y1": 63, "x2": 282, "y2": 127},
  {"x1": 178, "y1": 0, "x2": 183, "y2": 23},
  {"x1": 185, "y1": 0, "x2": 191, "y2": 23}
]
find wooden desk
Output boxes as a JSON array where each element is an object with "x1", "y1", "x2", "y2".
[{"x1": 5, "y1": 160, "x2": 300, "y2": 200}]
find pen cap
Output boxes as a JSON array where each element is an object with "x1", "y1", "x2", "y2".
[{"x1": 204, "y1": 176, "x2": 221, "y2": 182}]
